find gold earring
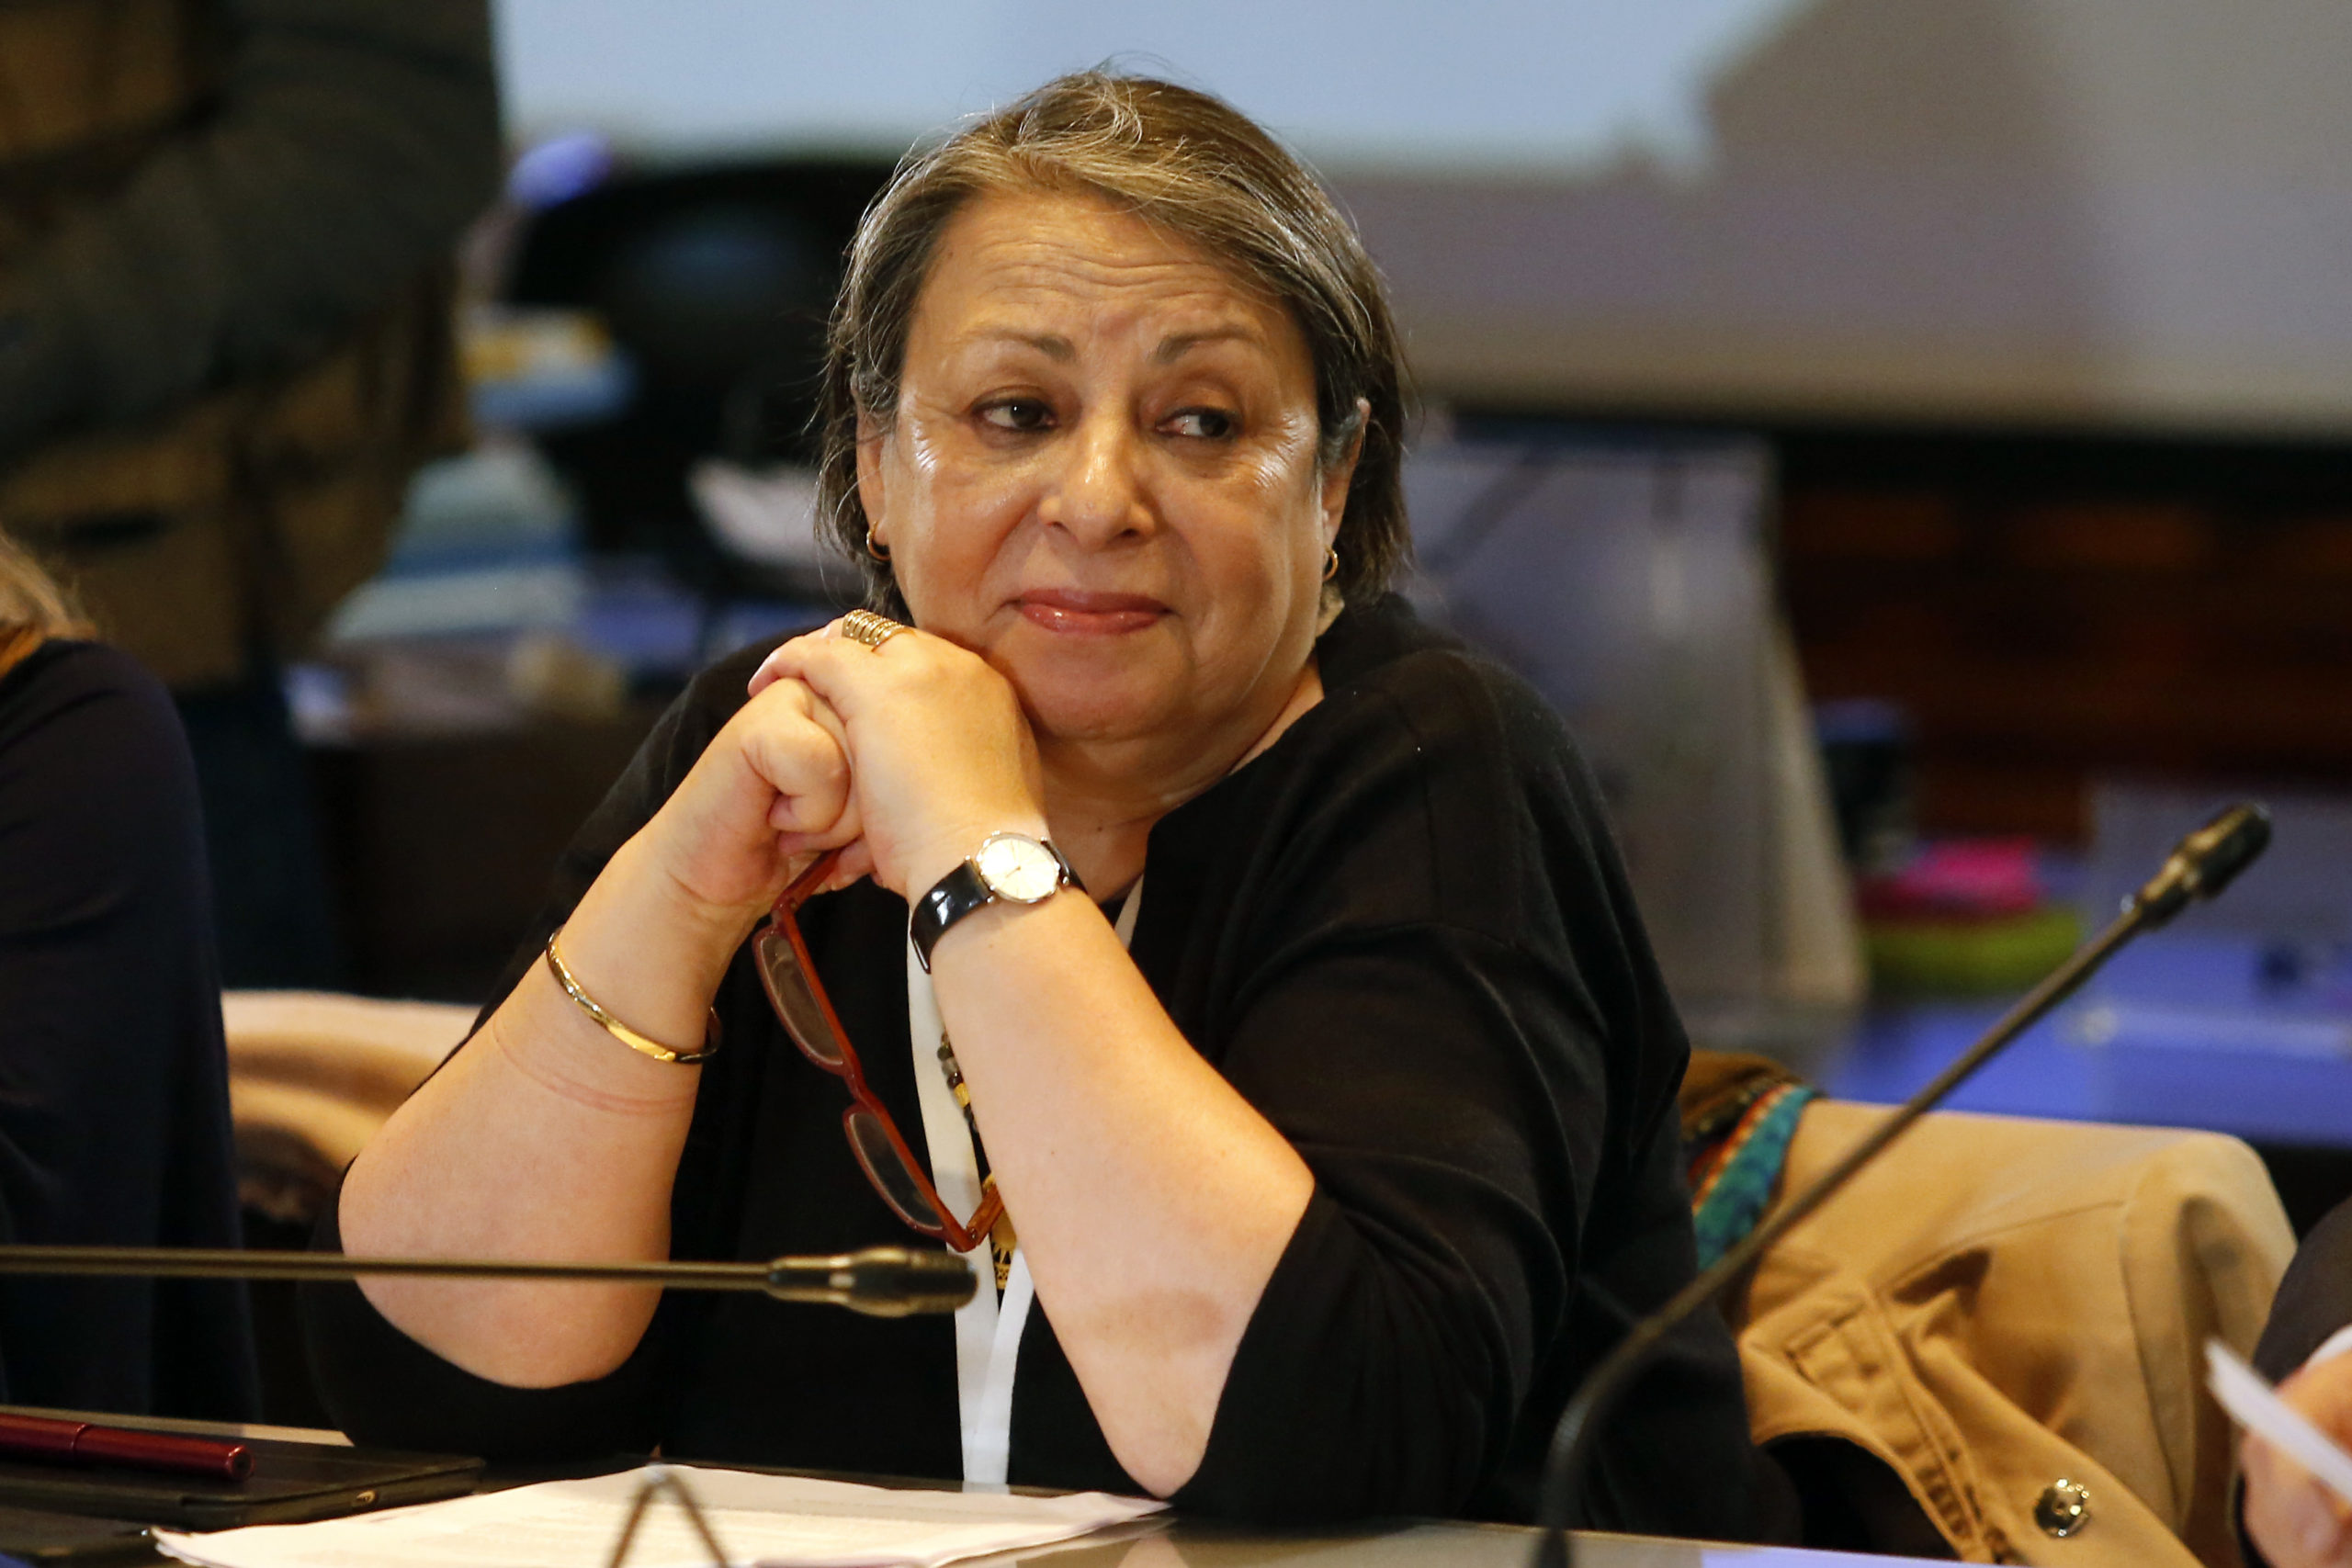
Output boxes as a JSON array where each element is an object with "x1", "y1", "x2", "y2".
[
  {"x1": 865, "y1": 525, "x2": 891, "y2": 564},
  {"x1": 1322, "y1": 543, "x2": 1340, "y2": 582}
]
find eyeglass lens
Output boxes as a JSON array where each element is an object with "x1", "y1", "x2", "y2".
[
  {"x1": 846, "y1": 1109, "x2": 946, "y2": 1231},
  {"x1": 755, "y1": 926, "x2": 845, "y2": 1068}
]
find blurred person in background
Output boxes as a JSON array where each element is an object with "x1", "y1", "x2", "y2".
[
  {"x1": 0, "y1": 532, "x2": 254, "y2": 1417},
  {"x1": 0, "y1": 0, "x2": 502, "y2": 987}
]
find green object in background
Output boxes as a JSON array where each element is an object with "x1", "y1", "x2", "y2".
[{"x1": 1864, "y1": 907, "x2": 2086, "y2": 996}]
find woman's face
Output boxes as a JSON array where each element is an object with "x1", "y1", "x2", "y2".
[{"x1": 859, "y1": 189, "x2": 1354, "y2": 757}]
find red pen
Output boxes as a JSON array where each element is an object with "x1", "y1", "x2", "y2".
[{"x1": 0, "y1": 1411, "x2": 252, "y2": 1482}]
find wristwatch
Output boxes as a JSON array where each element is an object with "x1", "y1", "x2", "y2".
[{"x1": 910, "y1": 832, "x2": 1082, "y2": 972}]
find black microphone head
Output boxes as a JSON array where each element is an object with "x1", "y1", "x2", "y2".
[
  {"x1": 2131, "y1": 803, "x2": 2272, "y2": 928},
  {"x1": 819, "y1": 1247, "x2": 977, "y2": 1317}
]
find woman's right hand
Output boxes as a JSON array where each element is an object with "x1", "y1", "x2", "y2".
[
  {"x1": 337, "y1": 666, "x2": 872, "y2": 1388},
  {"x1": 636, "y1": 671, "x2": 869, "y2": 929}
]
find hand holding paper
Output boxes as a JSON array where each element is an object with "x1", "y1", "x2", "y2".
[{"x1": 2208, "y1": 1339, "x2": 2352, "y2": 1568}]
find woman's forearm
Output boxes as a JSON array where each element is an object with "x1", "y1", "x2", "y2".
[
  {"x1": 339, "y1": 677, "x2": 855, "y2": 1387},
  {"x1": 927, "y1": 888, "x2": 1316, "y2": 1496},
  {"x1": 335, "y1": 832, "x2": 752, "y2": 1388}
]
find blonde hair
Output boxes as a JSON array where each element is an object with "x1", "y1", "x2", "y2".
[
  {"x1": 0, "y1": 533, "x2": 91, "y2": 681},
  {"x1": 818, "y1": 71, "x2": 1411, "y2": 616}
]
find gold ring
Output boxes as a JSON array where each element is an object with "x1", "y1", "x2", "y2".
[{"x1": 840, "y1": 609, "x2": 909, "y2": 651}]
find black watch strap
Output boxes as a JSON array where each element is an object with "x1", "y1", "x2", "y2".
[
  {"x1": 909, "y1": 839, "x2": 1080, "y2": 973},
  {"x1": 910, "y1": 861, "x2": 990, "y2": 973}
]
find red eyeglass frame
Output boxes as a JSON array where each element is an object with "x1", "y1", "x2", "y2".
[{"x1": 756, "y1": 849, "x2": 1004, "y2": 1253}]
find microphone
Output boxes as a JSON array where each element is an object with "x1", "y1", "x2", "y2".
[
  {"x1": 0, "y1": 1243, "x2": 976, "y2": 1317},
  {"x1": 1532, "y1": 802, "x2": 2272, "y2": 1566},
  {"x1": 2128, "y1": 801, "x2": 2272, "y2": 926}
]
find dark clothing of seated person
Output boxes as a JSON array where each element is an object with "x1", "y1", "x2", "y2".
[
  {"x1": 0, "y1": 0, "x2": 501, "y2": 990},
  {"x1": 0, "y1": 540, "x2": 256, "y2": 1417},
  {"x1": 2239, "y1": 1196, "x2": 2352, "y2": 1567},
  {"x1": 306, "y1": 73, "x2": 1780, "y2": 1540}
]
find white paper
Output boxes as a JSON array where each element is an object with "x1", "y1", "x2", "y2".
[
  {"x1": 154, "y1": 1465, "x2": 1165, "y2": 1568},
  {"x1": 2207, "y1": 1338, "x2": 2352, "y2": 1509}
]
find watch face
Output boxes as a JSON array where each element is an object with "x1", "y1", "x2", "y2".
[{"x1": 975, "y1": 834, "x2": 1064, "y2": 903}]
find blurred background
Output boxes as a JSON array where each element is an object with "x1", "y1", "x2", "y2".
[{"x1": 205, "y1": 2, "x2": 2352, "y2": 1222}]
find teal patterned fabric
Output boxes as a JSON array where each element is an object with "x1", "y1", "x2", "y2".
[{"x1": 1690, "y1": 1085, "x2": 1818, "y2": 1269}]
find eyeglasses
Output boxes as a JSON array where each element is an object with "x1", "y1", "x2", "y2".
[{"x1": 754, "y1": 849, "x2": 1004, "y2": 1254}]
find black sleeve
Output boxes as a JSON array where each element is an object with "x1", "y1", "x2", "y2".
[
  {"x1": 0, "y1": 644, "x2": 256, "y2": 1418},
  {"x1": 300, "y1": 645, "x2": 775, "y2": 1454},
  {"x1": 1175, "y1": 929, "x2": 1590, "y2": 1518},
  {"x1": 1163, "y1": 659, "x2": 1714, "y2": 1526},
  {"x1": 2256, "y1": 1196, "x2": 2352, "y2": 1381},
  {"x1": 0, "y1": 0, "x2": 501, "y2": 459},
  {"x1": 302, "y1": 1199, "x2": 669, "y2": 1460}
]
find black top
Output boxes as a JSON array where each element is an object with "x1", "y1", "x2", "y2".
[
  {"x1": 0, "y1": 641, "x2": 255, "y2": 1416},
  {"x1": 303, "y1": 598, "x2": 1770, "y2": 1537}
]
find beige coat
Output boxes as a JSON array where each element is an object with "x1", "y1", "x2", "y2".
[{"x1": 1736, "y1": 1101, "x2": 2294, "y2": 1566}]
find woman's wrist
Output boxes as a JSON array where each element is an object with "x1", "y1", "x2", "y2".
[
  {"x1": 551, "y1": 834, "x2": 763, "y2": 1053},
  {"x1": 896, "y1": 812, "x2": 1055, "y2": 904}
]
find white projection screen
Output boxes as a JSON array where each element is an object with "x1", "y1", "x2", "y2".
[{"x1": 494, "y1": 0, "x2": 2352, "y2": 435}]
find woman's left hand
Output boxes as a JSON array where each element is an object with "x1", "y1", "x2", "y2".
[{"x1": 749, "y1": 620, "x2": 1048, "y2": 897}]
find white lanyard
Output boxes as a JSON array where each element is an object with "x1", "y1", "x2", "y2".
[{"x1": 905, "y1": 877, "x2": 1143, "y2": 1485}]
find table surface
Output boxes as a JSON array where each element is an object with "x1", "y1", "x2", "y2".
[
  {"x1": 963, "y1": 1517, "x2": 1938, "y2": 1566},
  {"x1": 4, "y1": 1406, "x2": 1940, "y2": 1568},
  {"x1": 1826, "y1": 989, "x2": 2352, "y2": 1148},
  {"x1": 1820, "y1": 918, "x2": 2352, "y2": 1149}
]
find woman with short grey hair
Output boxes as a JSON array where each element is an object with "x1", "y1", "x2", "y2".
[{"x1": 314, "y1": 72, "x2": 1769, "y2": 1538}]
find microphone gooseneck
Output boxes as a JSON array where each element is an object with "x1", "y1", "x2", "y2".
[
  {"x1": 1532, "y1": 802, "x2": 2270, "y2": 1567},
  {"x1": 0, "y1": 1244, "x2": 977, "y2": 1317}
]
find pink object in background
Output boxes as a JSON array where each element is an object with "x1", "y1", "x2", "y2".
[{"x1": 1858, "y1": 839, "x2": 2045, "y2": 923}]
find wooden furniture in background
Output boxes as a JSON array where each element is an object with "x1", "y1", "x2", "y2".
[
  {"x1": 307, "y1": 707, "x2": 662, "y2": 1003},
  {"x1": 1773, "y1": 427, "x2": 2352, "y2": 841}
]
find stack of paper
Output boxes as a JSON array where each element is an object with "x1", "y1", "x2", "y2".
[{"x1": 155, "y1": 1465, "x2": 1166, "y2": 1568}]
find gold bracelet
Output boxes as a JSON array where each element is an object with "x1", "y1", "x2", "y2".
[{"x1": 542, "y1": 931, "x2": 719, "y2": 1066}]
